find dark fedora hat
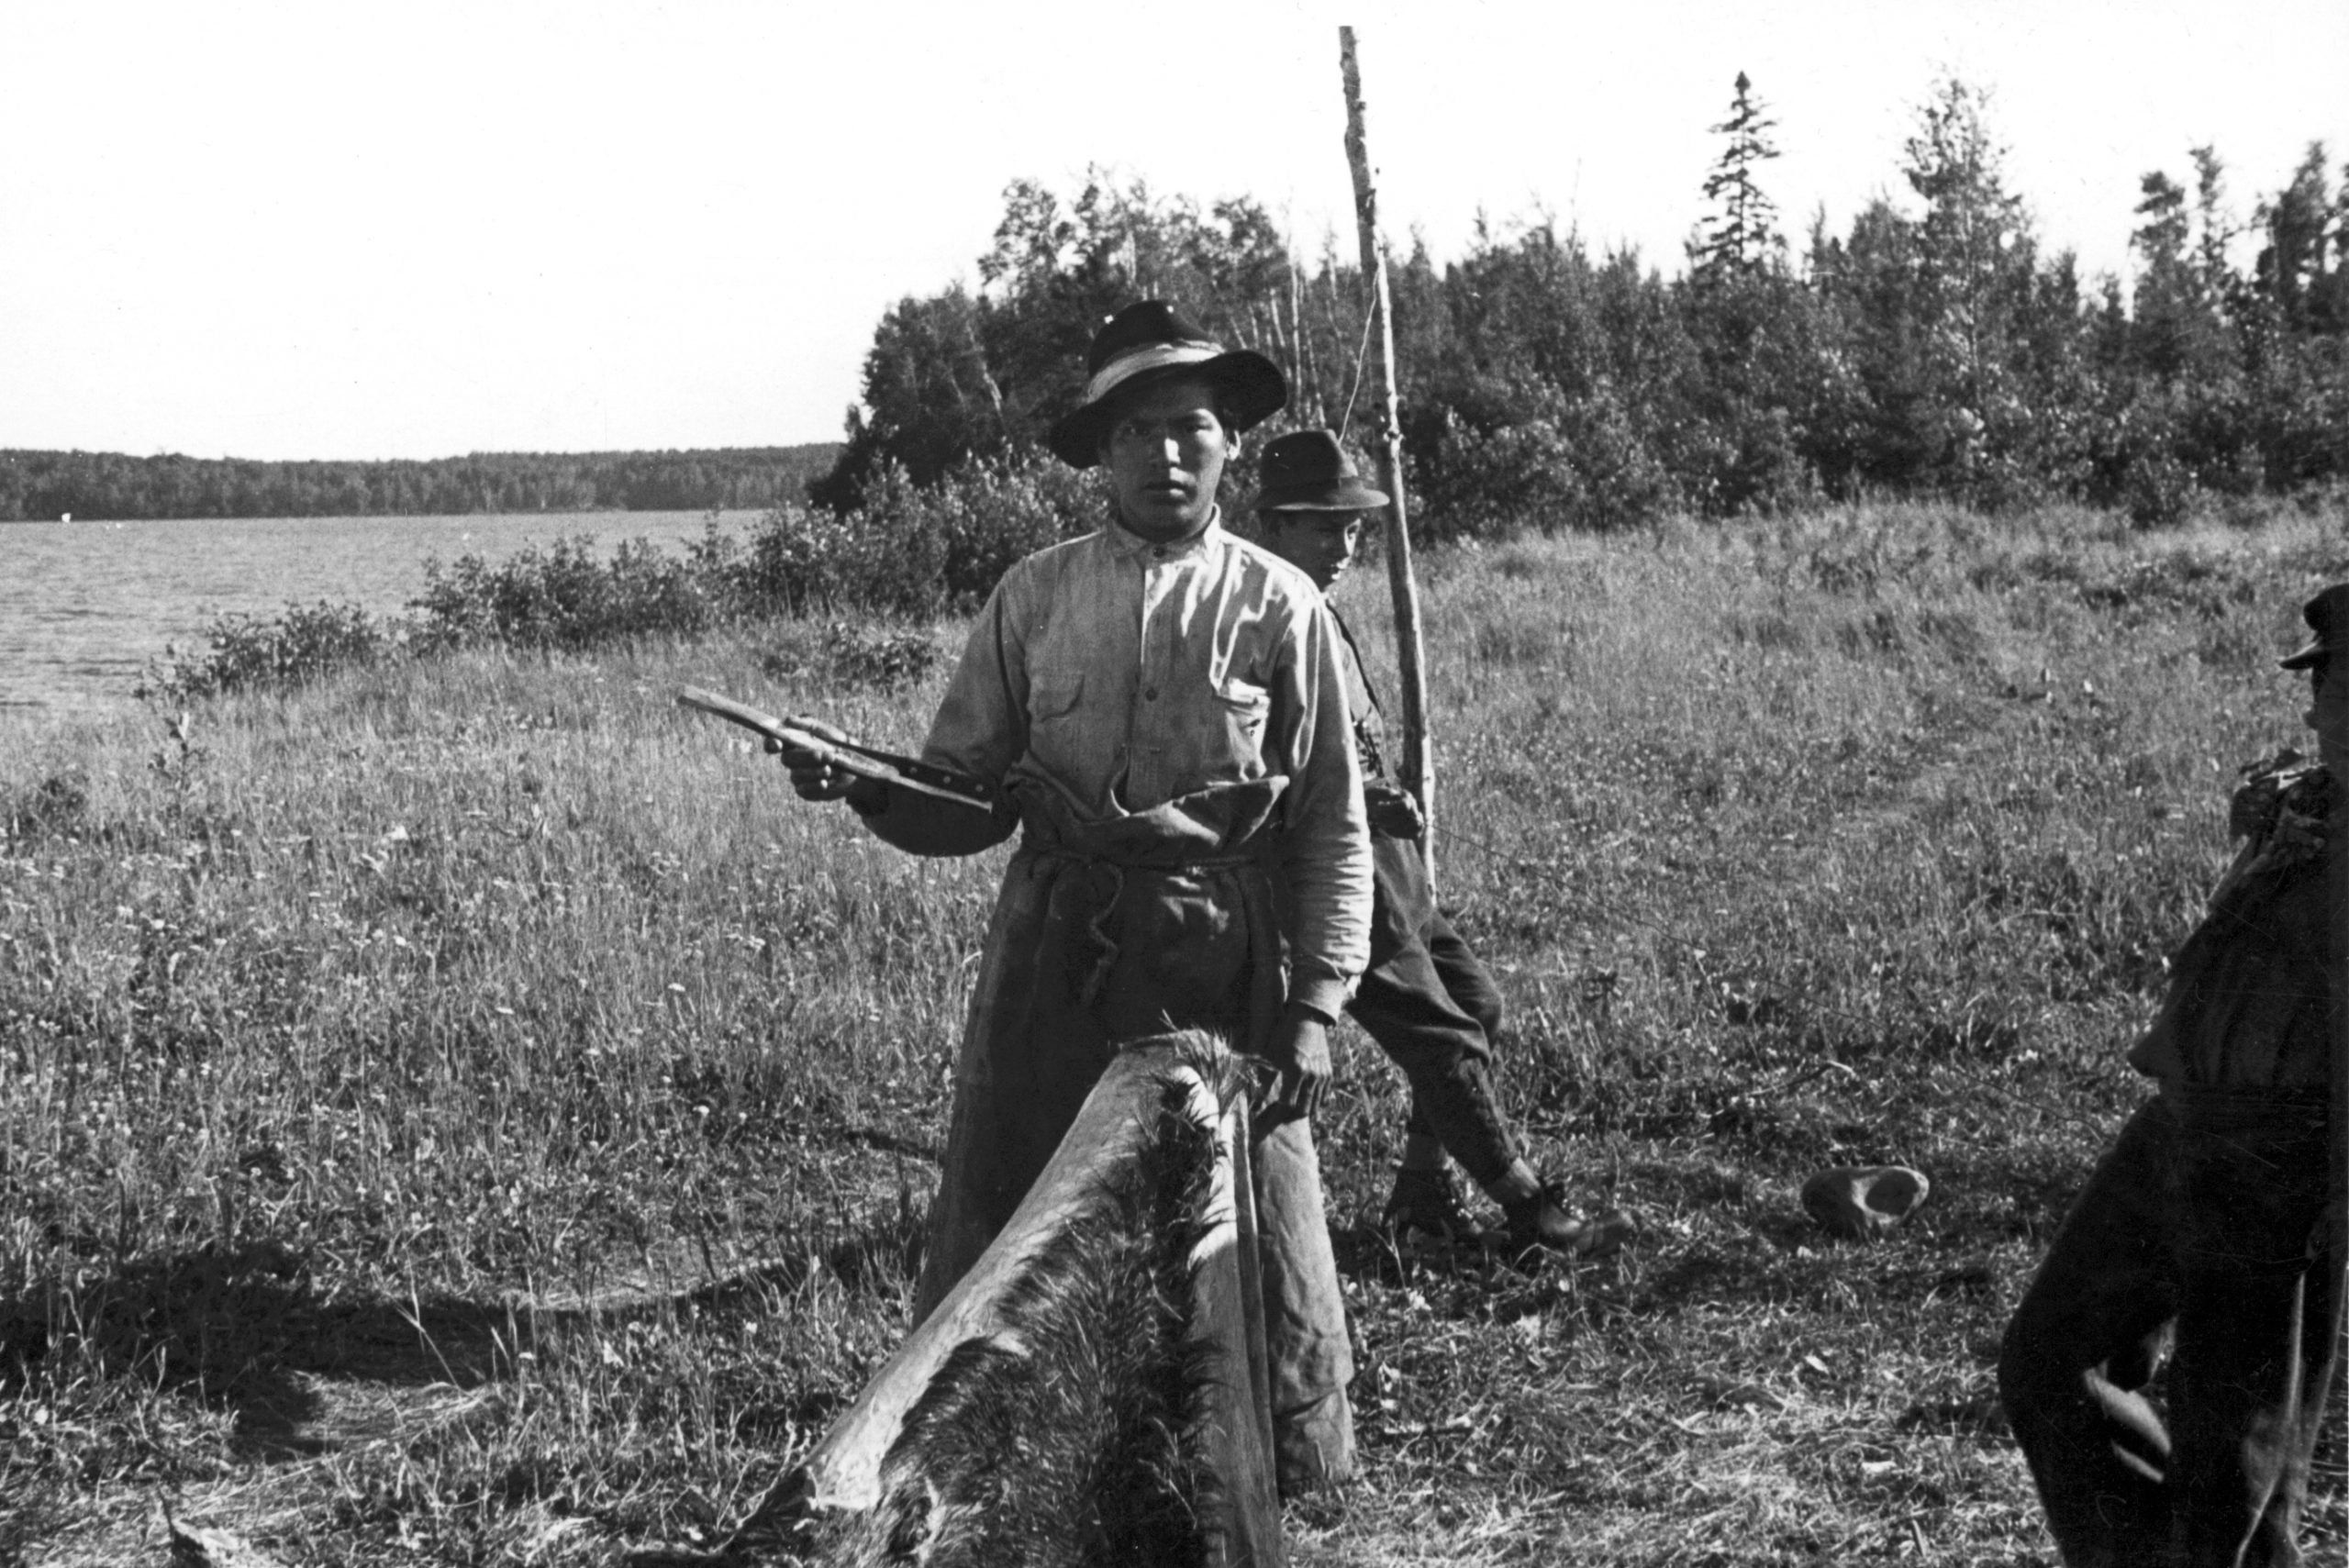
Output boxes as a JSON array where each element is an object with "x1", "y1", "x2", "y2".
[
  {"x1": 1046, "y1": 301, "x2": 1286, "y2": 469},
  {"x1": 2279, "y1": 582, "x2": 2349, "y2": 670},
  {"x1": 1256, "y1": 429, "x2": 1389, "y2": 512}
]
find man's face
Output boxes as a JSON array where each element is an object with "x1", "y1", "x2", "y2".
[
  {"x1": 1100, "y1": 376, "x2": 1232, "y2": 542},
  {"x1": 1256, "y1": 509, "x2": 1366, "y2": 594},
  {"x1": 2307, "y1": 658, "x2": 2346, "y2": 773}
]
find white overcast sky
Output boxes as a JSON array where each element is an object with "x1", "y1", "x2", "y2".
[{"x1": 5, "y1": 1, "x2": 2343, "y2": 462}]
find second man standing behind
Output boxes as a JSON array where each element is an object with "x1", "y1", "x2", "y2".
[{"x1": 1252, "y1": 429, "x2": 1642, "y2": 1261}]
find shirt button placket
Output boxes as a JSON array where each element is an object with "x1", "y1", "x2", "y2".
[{"x1": 1132, "y1": 555, "x2": 1154, "y2": 798}]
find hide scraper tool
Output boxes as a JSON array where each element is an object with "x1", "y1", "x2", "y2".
[{"x1": 676, "y1": 685, "x2": 995, "y2": 809}]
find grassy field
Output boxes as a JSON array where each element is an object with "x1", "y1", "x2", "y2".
[{"x1": 4, "y1": 499, "x2": 2344, "y2": 1565}]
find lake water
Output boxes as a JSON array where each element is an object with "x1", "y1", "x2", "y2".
[{"x1": 2, "y1": 509, "x2": 766, "y2": 717}]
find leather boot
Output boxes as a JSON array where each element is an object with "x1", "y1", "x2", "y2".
[
  {"x1": 1504, "y1": 1183, "x2": 1643, "y2": 1260},
  {"x1": 1381, "y1": 1167, "x2": 1490, "y2": 1246}
]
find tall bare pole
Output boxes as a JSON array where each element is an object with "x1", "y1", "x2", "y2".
[{"x1": 1340, "y1": 27, "x2": 1434, "y2": 879}]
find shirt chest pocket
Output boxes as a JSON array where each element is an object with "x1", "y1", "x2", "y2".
[
  {"x1": 1028, "y1": 673, "x2": 1085, "y2": 728},
  {"x1": 1212, "y1": 678, "x2": 1272, "y2": 763}
]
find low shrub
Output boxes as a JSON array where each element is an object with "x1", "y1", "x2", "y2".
[
  {"x1": 718, "y1": 458, "x2": 1097, "y2": 617},
  {"x1": 822, "y1": 622, "x2": 944, "y2": 691},
  {"x1": 408, "y1": 535, "x2": 725, "y2": 652},
  {"x1": 143, "y1": 599, "x2": 395, "y2": 700}
]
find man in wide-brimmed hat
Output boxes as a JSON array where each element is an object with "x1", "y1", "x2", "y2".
[
  {"x1": 779, "y1": 302, "x2": 1372, "y2": 1493},
  {"x1": 1999, "y1": 584, "x2": 2344, "y2": 1567},
  {"x1": 1252, "y1": 430, "x2": 1643, "y2": 1262}
]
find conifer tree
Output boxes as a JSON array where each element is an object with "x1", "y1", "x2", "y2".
[
  {"x1": 1692, "y1": 72, "x2": 1784, "y2": 283},
  {"x1": 2130, "y1": 171, "x2": 2209, "y2": 380},
  {"x1": 1896, "y1": 78, "x2": 2041, "y2": 479},
  {"x1": 2254, "y1": 143, "x2": 2335, "y2": 331},
  {"x1": 2190, "y1": 146, "x2": 2242, "y2": 307}
]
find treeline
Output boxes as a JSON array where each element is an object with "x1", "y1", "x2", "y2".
[
  {"x1": 0, "y1": 443, "x2": 841, "y2": 523},
  {"x1": 816, "y1": 76, "x2": 2349, "y2": 531}
]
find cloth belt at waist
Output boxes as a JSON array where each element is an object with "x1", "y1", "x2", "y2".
[
  {"x1": 1007, "y1": 772, "x2": 1292, "y2": 1013},
  {"x1": 1026, "y1": 843, "x2": 1263, "y2": 1007}
]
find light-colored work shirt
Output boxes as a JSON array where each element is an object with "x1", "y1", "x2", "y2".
[{"x1": 920, "y1": 513, "x2": 1373, "y2": 1018}]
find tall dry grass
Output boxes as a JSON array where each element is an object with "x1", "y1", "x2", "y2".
[{"x1": 3, "y1": 498, "x2": 2343, "y2": 1564}]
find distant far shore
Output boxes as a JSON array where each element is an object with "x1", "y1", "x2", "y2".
[{"x1": 0, "y1": 442, "x2": 842, "y2": 523}]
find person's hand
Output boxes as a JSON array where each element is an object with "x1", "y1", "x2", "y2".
[
  {"x1": 1364, "y1": 779, "x2": 1424, "y2": 840},
  {"x1": 766, "y1": 715, "x2": 870, "y2": 805},
  {"x1": 1260, "y1": 1005, "x2": 1333, "y2": 1121}
]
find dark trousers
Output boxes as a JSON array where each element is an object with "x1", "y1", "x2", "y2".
[
  {"x1": 1998, "y1": 1086, "x2": 2342, "y2": 1568},
  {"x1": 1350, "y1": 834, "x2": 1522, "y2": 1190}
]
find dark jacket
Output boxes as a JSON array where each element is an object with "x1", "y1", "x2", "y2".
[{"x1": 2127, "y1": 752, "x2": 2337, "y2": 1090}]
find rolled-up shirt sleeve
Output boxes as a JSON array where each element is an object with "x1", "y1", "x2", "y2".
[{"x1": 1273, "y1": 597, "x2": 1373, "y2": 1019}]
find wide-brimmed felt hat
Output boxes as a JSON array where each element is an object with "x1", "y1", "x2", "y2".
[
  {"x1": 2279, "y1": 583, "x2": 2348, "y2": 670},
  {"x1": 1256, "y1": 429, "x2": 1390, "y2": 512},
  {"x1": 1046, "y1": 301, "x2": 1286, "y2": 469}
]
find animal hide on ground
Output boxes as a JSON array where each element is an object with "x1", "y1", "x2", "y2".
[{"x1": 720, "y1": 1034, "x2": 1279, "y2": 1568}]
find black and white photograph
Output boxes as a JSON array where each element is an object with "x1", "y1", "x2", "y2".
[{"x1": 4, "y1": 3, "x2": 2344, "y2": 1562}]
